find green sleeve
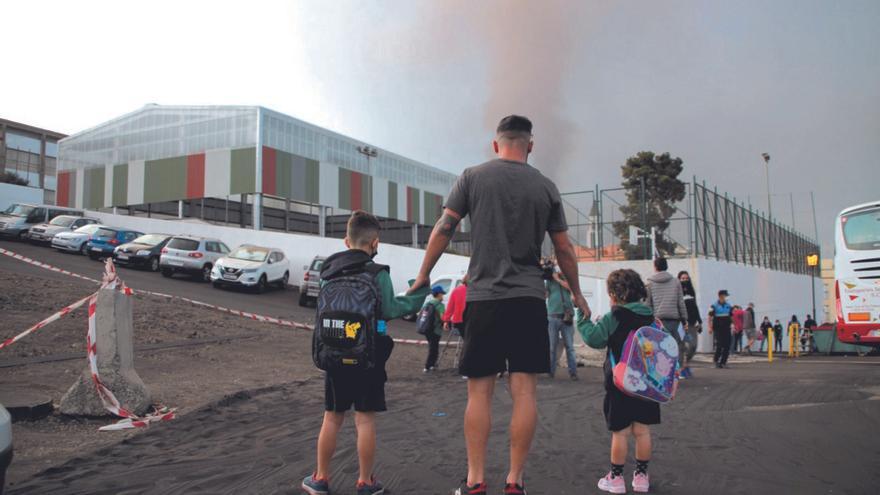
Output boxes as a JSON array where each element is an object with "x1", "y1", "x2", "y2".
[
  {"x1": 576, "y1": 311, "x2": 618, "y2": 349},
  {"x1": 376, "y1": 270, "x2": 429, "y2": 320},
  {"x1": 434, "y1": 302, "x2": 446, "y2": 335}
]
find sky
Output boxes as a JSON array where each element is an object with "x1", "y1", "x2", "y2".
[{"x1": 3, "y1": 0, "x2": 878, "y2": 255}]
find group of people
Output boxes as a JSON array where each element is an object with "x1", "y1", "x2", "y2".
[{"x1": 302, "y1": 115, "x2": 783, "y2": 495}]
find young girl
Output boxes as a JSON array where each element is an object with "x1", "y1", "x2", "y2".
[{"x1": 577, "y1": 269, "x2": 658, "y2": 493}]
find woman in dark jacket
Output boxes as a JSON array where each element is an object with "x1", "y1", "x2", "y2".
[{"x1": 677, "y1": 271, "x2": 702, "y2": 378}]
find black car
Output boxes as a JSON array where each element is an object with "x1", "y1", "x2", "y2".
[{"x1": 112, "y1": 234, "x2": 172, "y2": 272}]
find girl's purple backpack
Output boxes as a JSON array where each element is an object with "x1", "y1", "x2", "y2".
[{"x1": 610, "y1": 322, "x2": 679, "y2": 403}]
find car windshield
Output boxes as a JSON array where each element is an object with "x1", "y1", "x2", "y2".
[
  {"x1": 96, "y1": 228, "x2": 118, "y2": 238},
  {"x1": 842, "y1": 207, "x2": 880, "y2": 251},
  {"x1": 167, "y1": 238, "x2": 200, "y2": 251},
  {"x1": 229, "y1": 247, "x2": 269, "y2": 262},
  {"x1": 310, "y1": 258, "x2": 325, "y2": 271},
  {"x1": 49, "y1": 216, "x2": 76, "y2": 227},
  {"x1": 74, "y1": 224, "x2": 102, "y2": 234},
  {"x1": 132, "y1": 234, "x2": 168, "y2": 246},
  {"x1": 3, "y1": 204, "x2": 34, "y2": 217}
]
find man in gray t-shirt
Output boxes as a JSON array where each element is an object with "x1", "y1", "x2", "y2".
[{"x1": 410, "y1": 115, "x2": 589, "y2": 495}]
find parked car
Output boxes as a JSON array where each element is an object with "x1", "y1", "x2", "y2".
[
  {"x1": 112, "y1": 234, "x2": 172, "y2": 272},
  {"x1": 51, "y1": 223, "x2": 104, "y2": 255},
  {"x1": 0, "y1": 203, "x2": 83, "y2": 240},
  {"x1": 399, "y1": 273, "x2": 466, "y2": 321},
  {"x1": 160, "y1": 236, "x2": 229, "y2": 282},
  {"x1": 1, "y1": 403, "x2": 11, "y2": 494},
  {"x1": 86, "y1": 227, "x2": 143, "y2": 260},
  {"x1": 298, "y1": 255, "x2": 326, "y2": 306},
  {"x1": 211, "y1": 245, "x2": 290, "y2": 293},
  {"x1": 28, "y1": 215, "x2": 99, "y2": 244}
]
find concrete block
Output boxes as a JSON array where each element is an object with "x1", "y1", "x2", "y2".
[{"x1": 60, "y1": 287, "x2": 151, "y2": 417}]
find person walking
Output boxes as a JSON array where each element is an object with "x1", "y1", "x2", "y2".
[
  {"x1": 546, "y1": 264, "x2": 578, "y2": 380},
  {"x1": 408, "y1": 115, "x2": 588, "y2": 495},
  {"x1": 803, "y1": 314, "x2": 818, "y2": 353},
  {"x1": 708, "y1": 290, "x2": 733, "y2": 368},
  {"x1": 759, "y1": 316, "x2": 773, "y2": 352},
  {"x1": 677, "y1": 271, "x2": 702, "y2": 376},
  {"x1": 422, "y1": 285, "x2": 447, "y2": 372},
  {"x1": 742, "y1": 303, "x2": 757, "y2": 355},
  {"x1": 646, "y1": 257, "x2": 689, "y2": 377},
  {"x1": 731, "y1": 305, "x2": 744, "y2": 354},
  {"x1": 787, "y1": 315, "x2": 801, "y2": 357},
  {"x1": 443, "y1": 274, "x2": 469, "y2": 338},
  {"x1": 773, "y1": 319, "x2": 784, "y2": 353}
]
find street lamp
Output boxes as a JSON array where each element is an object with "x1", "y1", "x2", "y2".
[
  {"x1": 357, "y1": 145, "x2": 378, "y2": 178},
  {"x1": 761, "y1": 152, "x2": 772, "y2": 220},
  {"x1": 807, "y1": 253, "x2": 819, "y2": 320}
]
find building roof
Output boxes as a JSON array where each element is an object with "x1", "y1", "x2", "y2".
[{"x1": 0, "y1": 117, "x2": 67, "y2": 140}]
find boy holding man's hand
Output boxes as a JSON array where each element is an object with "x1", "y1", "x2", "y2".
[{"x1": 302, "y1": 211, "x2": 429, "y2": 495}]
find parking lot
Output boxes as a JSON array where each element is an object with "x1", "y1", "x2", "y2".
[{"x1": 0, "y1": 238, "x2": 426, "y2": 342}]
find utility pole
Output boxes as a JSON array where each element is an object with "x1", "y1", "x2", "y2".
[
  {"x1": 640, "y1": 176, "x2": 648, "y2": 259},
  {"x1": 789, "y1": 192, "x2": 796, "y2": 229}
]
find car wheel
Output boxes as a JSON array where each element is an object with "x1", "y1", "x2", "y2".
[
  {"x1": 161, "y1": 268, "x2": 174, "y2": 278},
  {"x1": 149, "y1": 257, "x2": 160, "y2": 272},
  {"x1": 298, "y1": 291, "x2": 309, "y2": 307},
  {"x1": 255, "y1": 274, "x2": 268, "y2": 294},
  {"x1": 278, "y1": 271, "x2": 289, "y2": 289},
  {"x1": 17, "y1": 230, "x2": 27, "y2": 241},
  {"x1": 200, "y1": 264, "x2": 212, "y2": 282},
  {"x1": 80, "y1": 243, "x2": 89, "y2": 255}
]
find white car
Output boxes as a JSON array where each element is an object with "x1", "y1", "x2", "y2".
[
  {"x1": 210, "y1": 245, "x2": 290, "y2": 293},
  {"x1": 399, "y1": 273, "x2": 466, "y2": 321},
  {"x1": 51, "y1": 223, "x2": 104, "y2": 255},
  {"x1": 1, "y1": 403, "x2": 11, "y2": 493},
  {"x1": 28, "y1": 215, "x2": 99, "y2": 244}
]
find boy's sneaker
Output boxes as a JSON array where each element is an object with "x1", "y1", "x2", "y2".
[
  {"x1": 454, "y1": 479, "x2": 487, "y2": 495},
  {"x1": 503, "y1": 482, "x2": 527, "y2": 494},
  {"x1": 301, "y1": 474, "x2": 329, "y2": 495},
  {"x1": 632, "y1": 472, "x2": 650, "y2": 493},
  {"x1": 597, "y1": 472, "x2": 626, "y2": 494},
  {"x1": 357, "y1": 476, "x2": 386, "y2": 495}
]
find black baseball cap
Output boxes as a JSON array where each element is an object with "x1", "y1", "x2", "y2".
[{"x1": 718, "y1": 289, "x2": 730, "y2": 296}]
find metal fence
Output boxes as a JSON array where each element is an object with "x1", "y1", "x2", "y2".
[{"x1": 561, "y1": 177, "x2": 819, "y2": 275}]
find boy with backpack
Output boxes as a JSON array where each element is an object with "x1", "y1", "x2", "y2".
[
  {"x1": 419, "y1": 285, "x2": 447, "y2": 372},
  {"x1": 577, "y1": 269, "x2": 672, "y2": 494},
  {"x1": 303, "y1": 210, "x2": 429, "y2": 495}
]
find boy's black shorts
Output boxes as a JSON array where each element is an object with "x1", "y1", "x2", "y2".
[
  {"x1": 325, "y1": 369, "x2": 386, "y2": 412},
  {"x1": 459, "y1": 296, "x2": 550, "y2": 378}
]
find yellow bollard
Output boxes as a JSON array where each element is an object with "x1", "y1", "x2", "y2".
[{"x1": 768, "y1": 330, "x2": 773, "y2": 363}]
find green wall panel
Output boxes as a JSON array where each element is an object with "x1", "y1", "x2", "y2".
[
  {"x1": 112, "y1": 163, "x2": 128, "y2": 206},
  {"x1": 229, "y1": 147, "x2": 256, "y2": 195},
  {"x1": 83, "y1": 167, "x2": 105, "y2": 209},
  {"x1": 144, "y1": 156, "x2": 187, "y2": 203}
]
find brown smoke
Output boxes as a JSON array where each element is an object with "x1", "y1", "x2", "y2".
[{"x1": 412, "y1": 1, "x2": 609, "y2": 179}]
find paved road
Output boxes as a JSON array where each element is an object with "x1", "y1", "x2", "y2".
[{"x1": 0, "y1": 238, "x2": 427, "y2": 342}]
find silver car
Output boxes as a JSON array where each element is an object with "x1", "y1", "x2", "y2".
[
  {"x1": 28, "y1": 215, "x2": 99, "y2": 244},
  {"x1": 160, "y1": 236, "x2": 230, "y2": 282},
  {"x1": 1, "y1": 403, "x2": 11, "y2": 494},
  {"x1": 51, "y1": 223, "x2": 104, "y2": 255},
  {"x1": 298, "y1": 255, "x2": 326, "y2": 306}
]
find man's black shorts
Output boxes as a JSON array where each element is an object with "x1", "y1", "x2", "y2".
[{"x1": 459, "y1": 296, "x2": 550, "y2": 378}]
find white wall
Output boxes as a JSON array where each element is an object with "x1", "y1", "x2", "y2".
[
  {"x1": 578, "y1": 257, "x2": 823, "y2": 352},
  {"x1": 85, "y1": 210, "x2": 470, "y2": 294},
  {"x1": 0, "y1": 183, "x2": 43, "y2": 211}
]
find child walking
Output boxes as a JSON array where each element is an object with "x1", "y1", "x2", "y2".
[
  {"x1": 302, "y1": 211, "x2": 428, "y2": 495},
  {"x1": 577, "y1": 269, "x2": 659, "y2": 493}
]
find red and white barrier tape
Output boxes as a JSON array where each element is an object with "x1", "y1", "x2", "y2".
[
  {"x1": 0, "y1": 247, "x2": 448, "y2": 346},
  {"x1": 0, "y1": 292, "x2": 93, "y2": 350},
  {"x1": 88, "y1": 260, "x2": 175, "y2": 431}
]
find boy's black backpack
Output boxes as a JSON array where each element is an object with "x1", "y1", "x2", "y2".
[
  {"x1": 313, "y1": 256, "x2": 387, "y2": 371},
  {"x1": 416, "y1": 300, "x2": 437, "y2": 336}
]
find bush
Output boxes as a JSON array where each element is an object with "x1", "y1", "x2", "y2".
[{"x1": 0, "y1": 171, "x2": 29, "y2": 186}]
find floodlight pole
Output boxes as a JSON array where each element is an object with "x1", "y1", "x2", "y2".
[{"x1": 761, "y1": 153, "x2": 772, "y2": 221}]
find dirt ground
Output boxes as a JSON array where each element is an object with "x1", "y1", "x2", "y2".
[{"x1": 3, "y1": 264, "x2": 880, "y2": 494}]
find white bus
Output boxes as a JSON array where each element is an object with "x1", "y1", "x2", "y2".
[{"x1": 834, "y1": 200, "x2": 880, "y2": 347}]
